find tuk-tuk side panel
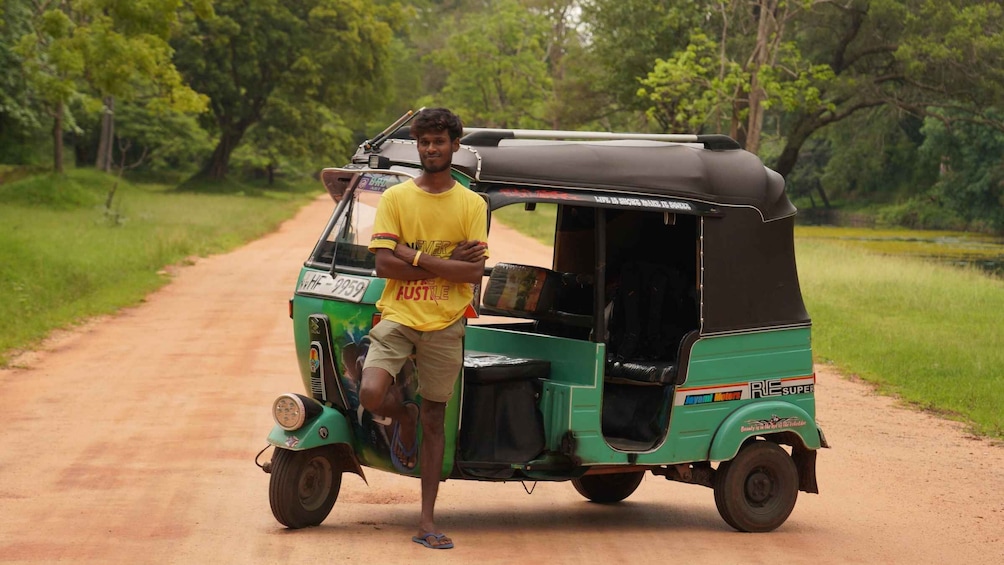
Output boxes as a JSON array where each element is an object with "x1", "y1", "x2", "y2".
[
  {"x1": 683, "y1": 328, "x2": 814, "y2": 386},
  {"x1": 464, "y1": 326, "x2": 601, "y2": 386},
  {"x1": 649, "y1": 328, "x2": 815, "y2": 464}
]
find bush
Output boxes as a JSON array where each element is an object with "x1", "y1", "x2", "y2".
[
  {"x1": 875, "y1": 197, "x2": 967, "y2": 231},
  {"x1": 0, "y1": 172, "x2": 103, "y2": 209}
]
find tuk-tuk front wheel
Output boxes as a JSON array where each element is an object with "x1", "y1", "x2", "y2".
[
  {"x1": 269, "y1": 447, "x2": 341, "y2": 529},
  {"x1": 713, "y1": 440, "x2": 798, "y2": 532},
  {"x1": 572, "y1": 471, "x2": 645, "y2": 504}
]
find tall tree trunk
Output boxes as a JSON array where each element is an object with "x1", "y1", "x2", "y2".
[
  {"x1": 53, "y1": 101, "x2": 64, "y2": 174},
  {"x1": 95, "y1": 96, "x2": 115, "y2": 172},
  {"x1": 773, "y1": 116, "x2": 818, "y2": 178},
  {"x1": 202, "y1": 127, "x2": 246, "y2": 180},
  {"x1": 746, "y1": 0, "x2": 775, "y2": 155}
]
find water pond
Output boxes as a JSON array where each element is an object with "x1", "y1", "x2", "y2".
[{"x1": 795, "y1": 226, "x2": 1004, "y2": 278}]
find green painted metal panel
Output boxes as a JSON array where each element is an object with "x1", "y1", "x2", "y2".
[
  {"x1": 465, "y1": 326, "x2": 602, "y2": 386},
  {"x1": 708, "y1": 400, "x2": 821, "y2": 461},
  {"x1": 267, "y1": 406, "x2": 355, "y2": 451},
  {"x1": 466, "y1": 327, "x2": 630, "y2": 464},
  {"x1": 685, "y1": 327, "x2": 813, "y2": 383},
  {"x1": 650, "y1": 327, "x2": 817, "y2": 464}
]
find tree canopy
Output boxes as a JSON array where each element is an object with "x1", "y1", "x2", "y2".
[
  {"x1": 172, "y1": 0, "x2": 403, "y2": 179},
  {"x1": 1, "y1": 0, "x2": 1002, "y2": 232}
]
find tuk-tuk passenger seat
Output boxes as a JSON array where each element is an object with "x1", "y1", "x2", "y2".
[
  {"x1": 605, "y1": 359, "x2": 676, "y2": 385},
  {"x1": 603, "y1": 261, "x2": 687, "y2": 386}
]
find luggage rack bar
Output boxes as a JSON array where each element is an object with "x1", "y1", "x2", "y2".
[{"x1": 461, "y1": 128, "x2": 740, "y2": 150}]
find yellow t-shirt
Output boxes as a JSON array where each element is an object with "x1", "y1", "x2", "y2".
[{"x1": 368, "y1": 179, "x2": 489, "y2": 331}]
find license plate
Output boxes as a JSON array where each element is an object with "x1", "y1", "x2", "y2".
[{"x1": 297, "y1": 271, "x2": 370, "y2": 303}]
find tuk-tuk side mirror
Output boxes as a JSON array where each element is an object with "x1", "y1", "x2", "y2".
[{"x1": 321, "y1": 170, "x2": 354, "y2": 203}]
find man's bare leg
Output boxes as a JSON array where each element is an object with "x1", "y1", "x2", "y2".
[
  {"x1": 359, "y1": 367, "x2": 419, "y2": 465},
  {"x1": 416, "y1": 399, "x2": 451, "y2": 546}
]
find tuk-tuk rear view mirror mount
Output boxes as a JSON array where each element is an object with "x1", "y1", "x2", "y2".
[{"x1": 367, "y1": 155, "x2": 392, "y2": 169}]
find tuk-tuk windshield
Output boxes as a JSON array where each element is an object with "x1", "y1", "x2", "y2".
[{"x1": 312, "y1": 171, "x2": 413, "y2": 272}]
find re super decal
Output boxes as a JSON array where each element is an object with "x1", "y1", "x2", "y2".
[{"x1": 675, "y1": 375, "x2": 815, "y2": 407}]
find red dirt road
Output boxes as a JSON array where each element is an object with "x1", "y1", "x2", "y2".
[{"x1": 1, "y1": 195, "x2": 1001, "y2": 564}]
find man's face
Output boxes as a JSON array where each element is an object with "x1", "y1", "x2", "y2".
[{"x1": 416, "y1": 130, "x2": 459, "y2": 174}]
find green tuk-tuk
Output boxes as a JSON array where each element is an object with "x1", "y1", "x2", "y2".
[{"x1": 257, "y1": 115, "x2": 828, "y2": 533}]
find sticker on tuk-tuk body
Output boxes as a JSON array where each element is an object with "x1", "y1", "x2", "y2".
[
  {"x1": 675, "y1": 375, "x2": 815, "y2": 406},
  {"x1": 297, "y1": 271, "x2": 370, "y2": 303},
  {"x1": 740, "y1": 415, "x2": 807, "y2": 433},
  {"x1": 357, "y1": 173, "x2": 406, "y2": 193},
  {"x1": 489, "y1": 186, "x2": 718, "y2": 214}
]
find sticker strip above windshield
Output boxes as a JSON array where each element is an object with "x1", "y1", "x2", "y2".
[
  {"x1": 357, "y1": 173, "x2": 407, "y2": 193},
  {"x1": 488, "y1": 186, "x2": 716, "y2": 214}
]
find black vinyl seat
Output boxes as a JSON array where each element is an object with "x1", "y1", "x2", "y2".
[{"x1": 605, "y1": 359, "x2": 677, "y2": 385}]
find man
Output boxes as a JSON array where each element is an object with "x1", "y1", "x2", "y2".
[{"x1": 358, "y1": 108, "x2": 488, "y2": 550}]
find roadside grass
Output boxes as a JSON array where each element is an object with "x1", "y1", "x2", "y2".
[
  {"x1": 488, "y1": 208, "x2": 1003, "y2": 438},
  {"x1": 0, "y1": 168, "x2": 319, "y2": 366},
  {"x1": 796, "y1": 237, "x2": 1003, "y2": 437},
  {"x1": 492, "y1": 203, "x2": 557, "y2": 245}
]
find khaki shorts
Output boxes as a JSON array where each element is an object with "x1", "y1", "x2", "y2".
[{"x1": 363, "y1": 319, "x2": 465, "y2": 403}]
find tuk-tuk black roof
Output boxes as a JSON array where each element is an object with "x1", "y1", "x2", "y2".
[{"x1": 358, "y1": 129, "x2": 794, "y2": 221}]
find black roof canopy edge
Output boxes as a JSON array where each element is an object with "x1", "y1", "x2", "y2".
[{"x1": 348, "y1": 131, "x2": 795, "y2": 222}]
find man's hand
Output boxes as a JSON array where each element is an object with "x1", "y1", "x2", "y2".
[
  {"x1": 449, "y1": 240, "x2": 487, "y2": 263},
  {"x1": 393, "y1": 243, "x2": 418, "y2": 265}
]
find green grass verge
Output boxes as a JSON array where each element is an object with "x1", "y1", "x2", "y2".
[
  {"x1": 796, "y1": 237, "x2": 1003, "y2": 437},
  {"x1": 491, "y1": 203, "x2": 557, "y2": 245},
  {"x1": 0, "y1": 168, "x2": 319, "y2": 366}
]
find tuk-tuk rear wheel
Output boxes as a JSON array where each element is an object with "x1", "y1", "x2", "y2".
[
  {"x1": 713, "y1": 440, "x2": 798, "y2": 532},
  {"x1": 269, "y1": 447, "x2": 341, "y2": 529},
  {"x1": 572, "y1": 471, "x2": 645, "y2": 504}
]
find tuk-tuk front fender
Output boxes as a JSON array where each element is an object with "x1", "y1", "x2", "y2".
[
  {"x1": 266, "y1": 405, "x2": 366, "y2": 482},
  {"x1": 709, "y1": 400, "x2": 821, "y2": 463}
]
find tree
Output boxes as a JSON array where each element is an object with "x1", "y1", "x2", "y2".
[
  {"x1": 0, "y1": 0, "x2": 43, "y2": 163},
  {"x1": 12, "y1": 0, "x2": 207, "y2": 174},
  {"x1": 423, "y1": 0, "x2": 552, "y2": 128},
  {"x1": 637, "y1": 0, "x2": 833, "y2": 152},
  {"x1": 580, "y1": 0, "x2": 705, "y2": 128},
  {"x1": 921, "y1": 109, "x2": 1004, "y2": 233},
  {"x1": 172, "y1": 0, "x2": 403, "y2": 180},
  {"x1": 88, "y1": 0, "x2": 211, "y2": 172}
]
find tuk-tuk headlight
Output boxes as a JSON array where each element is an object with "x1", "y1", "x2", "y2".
[{"x1": 272, "y1": 393, "x2": 320, "y2": 431}]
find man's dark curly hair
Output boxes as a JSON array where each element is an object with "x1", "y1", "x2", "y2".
[{"x1": 410, "y1": 107, "x2": 463, "y2": 141}]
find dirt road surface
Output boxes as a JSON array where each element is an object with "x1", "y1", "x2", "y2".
[{"x1": 1, "y1": 195, "x2": 1001, "y2": 565}]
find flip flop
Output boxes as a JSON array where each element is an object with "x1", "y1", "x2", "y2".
[
  {"x1": 412, "y1": 532, "x2": 454, "y2": 549},
  {"x1": 390, "y1": 401, "x2": 419, "y2": 472}
]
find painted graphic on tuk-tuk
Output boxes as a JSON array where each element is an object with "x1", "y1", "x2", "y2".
[
  {"x1": 338, "y1": 329, "x2": 420, "y2": 474},
  {"x1": 328, "y1": 309, "x2": 420, "y2": 476}
]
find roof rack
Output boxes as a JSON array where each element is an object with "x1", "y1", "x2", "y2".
[{"x1": 460, "y1": 128, "x2": 741, "y2": 150}]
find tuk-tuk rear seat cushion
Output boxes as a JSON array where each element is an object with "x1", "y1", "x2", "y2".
[
  {"x1": 460, "y1": 352, "x2": 549, "y2": 465},
  {"x1": 606, "y1": 359, "x2": 676, "y2": 385},
  {"x1": 463, "y1": 352, "x2": 551, "y2": 384}
]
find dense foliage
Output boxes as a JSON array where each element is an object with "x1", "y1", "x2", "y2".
[{"x1": 1, "y1": 0, "x2": 1002, "y2": 231}]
